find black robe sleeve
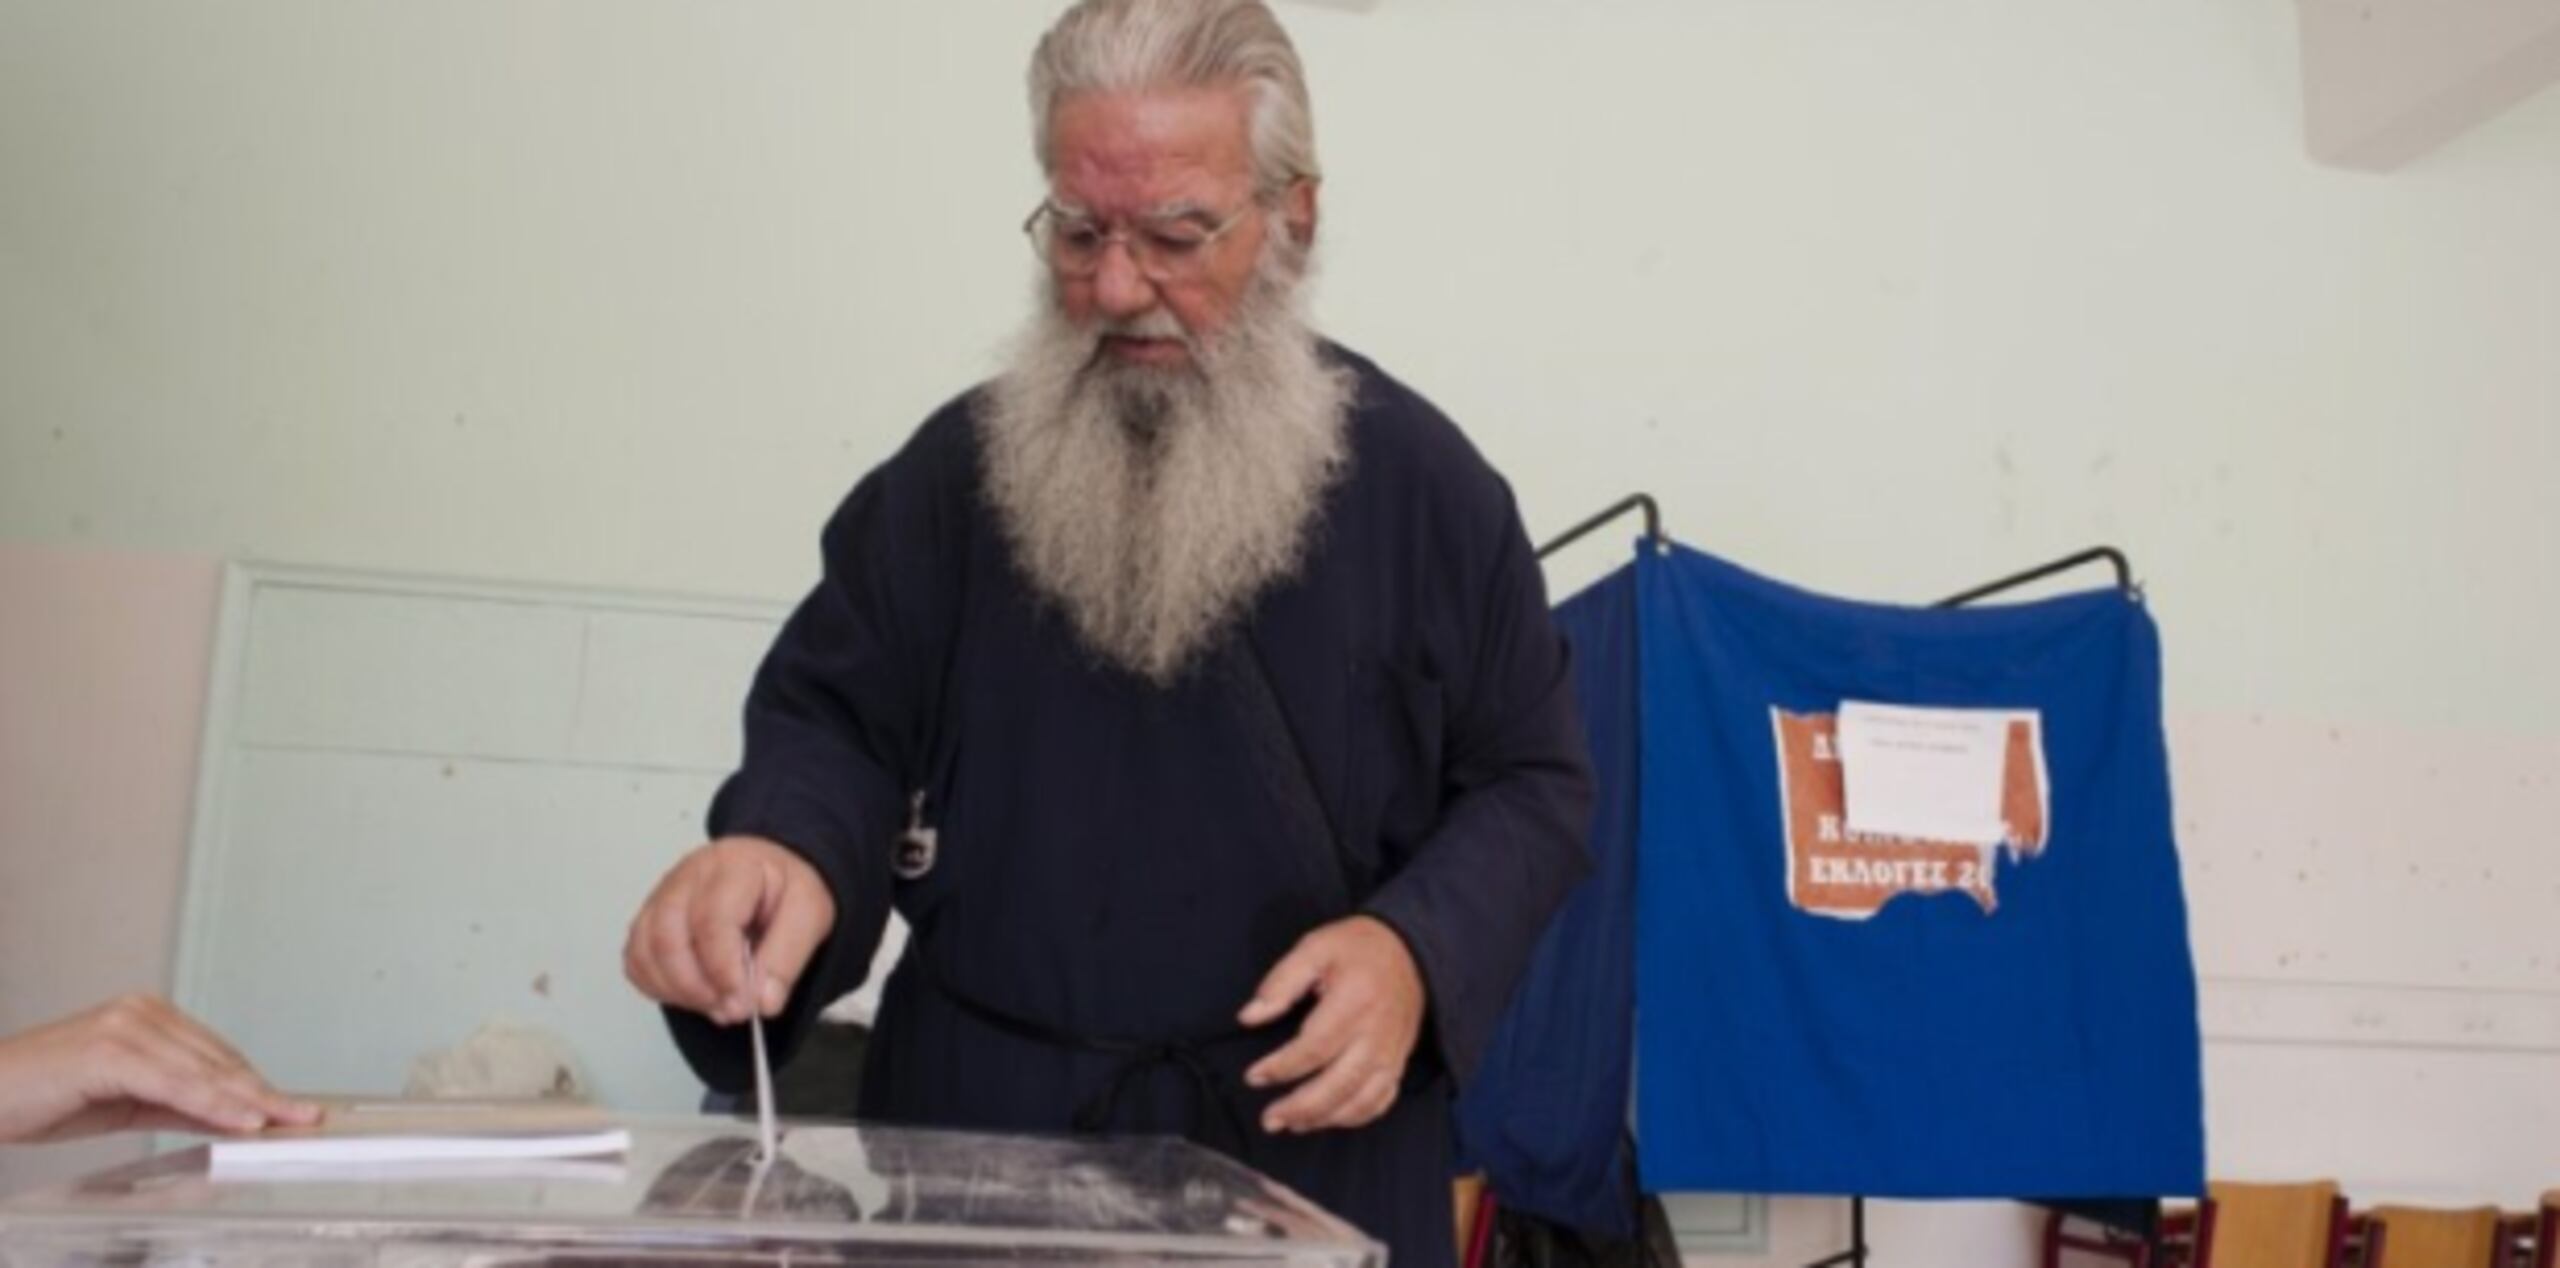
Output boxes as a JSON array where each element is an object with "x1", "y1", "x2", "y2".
[
  {"x1": 664, "y1": 407, "x2": 972, "y2": 1091},
  {"x1": 1361, "y1": 476, "x2": 1596, "y2": 1087}
]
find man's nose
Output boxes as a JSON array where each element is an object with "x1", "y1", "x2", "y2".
[{"x1": 1091, "y1": 241, "x2": 1159, "y2": 321}]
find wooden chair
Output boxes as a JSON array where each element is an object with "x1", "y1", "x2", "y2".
[
  {"x1": 2532, "y1": 1190, "x2": 2558, "y2": 1268},
  {"x1": 2040, "y1": 1208, "x2": 2161, "y2": 1268},
  {"x1": 2359, "y1": 1204, "x2": 2503, "y2": 1268},
  {"x1": 1453, "y1": 1173, "x2": 1488, "y2": 1267},
  {"x1": 2039, "y1": 1185, "x2": 2348, "y2": 1268},
  {"x1": 2195, "y1": 1180, "x2": 2353, "y2": 1268}
]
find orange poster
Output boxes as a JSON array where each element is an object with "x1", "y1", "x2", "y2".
[{"x1": 1771, "y1": 709, "x2": 2049, "y2": 919}]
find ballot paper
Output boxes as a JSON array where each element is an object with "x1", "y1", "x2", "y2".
[
  {"x1": 1835, "y1": 700, "x2": 2019, "y2": 846},
  {"x1": 207, "y1": 1099, "x2": 629, "y2": 1178},
  {"x1": 746, "y1": 949, "x2": 779, "y2": 1166},
  {"x1": 199, "y1": 1153, "x2": 631, "y2": 1185}
]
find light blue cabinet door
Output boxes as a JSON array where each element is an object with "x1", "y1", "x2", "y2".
[{"x1": 1661, "y1": 1194, "x2": 1767, "y2": 1257}]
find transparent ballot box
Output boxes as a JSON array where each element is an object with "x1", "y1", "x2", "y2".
[{"x1": 0, "y1": 1116, "x2": 1384, "y2": 1267}]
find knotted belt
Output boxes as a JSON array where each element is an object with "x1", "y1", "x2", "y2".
[{"x1": 921, "y1": 957, "x2": 1260, "y2": 1155}]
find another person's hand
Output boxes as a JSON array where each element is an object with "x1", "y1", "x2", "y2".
[
  {"x1": 1237, "y1": 915, "x2": 1426, "y2": 1135},
  {"x1": 624, "y1": 835, "x2": 837, "y2": 1025},
  {"x1": 0, "y1": 995, "x2": 321, "y2": 1144}
]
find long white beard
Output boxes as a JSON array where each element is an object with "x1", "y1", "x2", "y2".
[{"x1": 978, "y1": 247, "x2": 1353, "y2": 685}]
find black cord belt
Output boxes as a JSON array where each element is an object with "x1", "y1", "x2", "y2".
[{"x1": 923, "y1": 960, "x2": 1259, "y2": 1154}]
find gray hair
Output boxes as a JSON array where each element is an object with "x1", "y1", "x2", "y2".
[{"x1": 1029, "y1": 0, "x2": 1320, "y2": 194}]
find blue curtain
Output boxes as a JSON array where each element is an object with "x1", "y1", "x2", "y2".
[{"x1": 1632, "y1": 546, "x2": 2203, "y2": 1197}]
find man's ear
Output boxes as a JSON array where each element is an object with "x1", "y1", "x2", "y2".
[{"x1": 1283, "y1": 177, "x2": 1320, "y2": 249}]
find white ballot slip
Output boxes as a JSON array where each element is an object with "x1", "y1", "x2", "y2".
[
  {"x1": 747, "y1": 948, "x2": 778, "y2": 1166},
  {"x1": 1835, "y1": 701, "x2": 2020, "y2": 846}
]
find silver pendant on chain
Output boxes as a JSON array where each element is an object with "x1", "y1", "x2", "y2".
[{"x1": 892, "y1": 789, "x2": 938, "y2": 880}]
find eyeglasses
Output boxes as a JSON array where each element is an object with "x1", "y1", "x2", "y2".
[{"x1": 1022, "y1": 199, "x2": 1261, "y2": 283}]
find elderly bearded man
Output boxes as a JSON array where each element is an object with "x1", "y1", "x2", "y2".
[{"x1": 623, "y1": 1, "x2": 1592, "y2": 1260}]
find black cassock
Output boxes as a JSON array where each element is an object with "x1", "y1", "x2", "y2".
[{"x1": 669, "y1": 345, "x2": 1593, "y2": 1268}]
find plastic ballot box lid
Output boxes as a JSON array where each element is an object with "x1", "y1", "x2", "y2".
[{"x1": 0, "y1": 1115, "x2": 1383, "y2": 1267}]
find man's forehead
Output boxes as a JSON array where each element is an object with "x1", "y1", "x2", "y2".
[{"x1": 1047, "y1": 87, "x2": 1254, "y2": 208}]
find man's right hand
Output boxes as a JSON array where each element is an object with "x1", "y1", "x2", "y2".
[{"x1": 624, "y1": 835, "x2": 837, "y2": 1026}]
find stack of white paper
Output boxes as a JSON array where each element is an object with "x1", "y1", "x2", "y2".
[{"x1": 207, "y1": 1099, "x2": 629, "y2": 1180}]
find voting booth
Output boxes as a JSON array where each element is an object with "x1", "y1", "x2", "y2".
[{"x1": 1460, "y1": 499, "x2": 2204, "y2": 1263}]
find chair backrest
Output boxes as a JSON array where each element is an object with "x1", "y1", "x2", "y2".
[
  {"x1": 1453, "y1": 1174, "x2": 1487, "y2": 1266},
  {"x1": 2534, "y1": 1191, "x2": 2557, "y2": 1268},
  {"x1": 2203, "y1": 1180, "x2": 2344, "y2": 1268},
  {"x1": 2364, "y1": 1205, "x2": 2503, "y2": 1268}
]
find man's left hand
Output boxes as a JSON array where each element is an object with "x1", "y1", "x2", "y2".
[{"x1": 1237, "y1": 915, "x2": 1425, "y2": 1135}]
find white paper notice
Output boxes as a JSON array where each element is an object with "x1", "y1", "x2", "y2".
[{"x1": 1835, "y1": 701, "x2": 2014, "y2": 845}]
